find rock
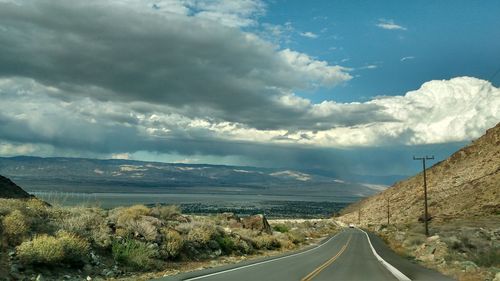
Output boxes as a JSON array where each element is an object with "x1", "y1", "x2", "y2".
[
  {"x1": 493, "y1": 272, "x2": 500, "y2": 281},
  {"x1": 90, "y1": 251, "x2": 100, "y2": 265},
  {"x1": 86, "y1": 276, "x2": 92, "y2": 281},
  {"x1": 241, "y1": 214, "x2": 272, "y2": 234},
  {"x1": 394, "y1": 231, "x2": 406, "y2": 242},
  {"x1": 427, "y1": 235, "x2": 440, "y2": 242},
  {"x1": 35, "y1": 274, "x2": 44, "y2": 281},
  {"x1": 460, "y1": 261, "x2": 478, "y2": 272},
  {"x1": 63, "y1": 275, "x2": 72, "y2": 280}
]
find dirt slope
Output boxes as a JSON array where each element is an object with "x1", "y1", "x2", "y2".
[
  {"x1": 0, "y1": 175, "x2": 30, "y2": 199},
  {"x1": 340, "y1": 122, "x2": 500, "y2": 225}
]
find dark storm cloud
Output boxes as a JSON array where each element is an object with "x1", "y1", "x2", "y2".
[{"x1": 0, "y1": 0, "x2": 378, "y2": 131}]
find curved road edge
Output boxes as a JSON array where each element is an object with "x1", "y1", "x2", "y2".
[
  {"x1": 153, "y1": 230, "x2": 345, "y2": 281},
  {"x1": 358, "y1": 228, "x2": 411, "y2": 281},
  {"x1": 365, "y1": 231, "x2": 456, "y2": 281}
]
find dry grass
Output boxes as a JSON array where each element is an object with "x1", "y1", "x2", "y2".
[
  {"x1": 0, "y1": 199, "x2": 341, "y2": 280},
  {"x1": 16, "y1": 231, "x2": 89, "y2": 265}
]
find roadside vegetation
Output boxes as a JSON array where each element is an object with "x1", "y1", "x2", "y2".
[
  {"x1": 0, "y1": 198, "x2": 339, "y2": 281},
  {"x1": 369, "y1": 219, "x2": 499, "y2": 281}
]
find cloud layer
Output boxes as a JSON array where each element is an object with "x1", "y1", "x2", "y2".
[{"x1": 0, "y1": 1, "x2": 498, "y2": 174}]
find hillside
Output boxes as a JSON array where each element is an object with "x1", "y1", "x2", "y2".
[
  {"x1": 340, "y1": 122, "x2": 499, "y2": 225},
  {"x1": 0, "y1": 175, "x2": 30, "y2": 199}
]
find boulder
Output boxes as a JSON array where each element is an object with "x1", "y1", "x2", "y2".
[{"x1": 241, "y1": 214, "x2": 272, "y2": 234}]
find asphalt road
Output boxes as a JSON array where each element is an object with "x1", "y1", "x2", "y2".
[{"x1": 156, "y1": 228, "x2": 455, "y2": 281}]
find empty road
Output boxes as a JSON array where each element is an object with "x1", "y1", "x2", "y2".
[{"x1": 156, "y1": 228, "x2": 454, "y2": 281}]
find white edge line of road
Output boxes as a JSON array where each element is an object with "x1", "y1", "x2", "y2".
[
  {"x1": 358, "y1": 228, "x2": 412, "y2": 281},
  {"x1": 183, "y1": 231, "x2": 344, "y2": 281}
]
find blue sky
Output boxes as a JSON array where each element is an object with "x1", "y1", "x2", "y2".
[
  {"x1": 0, "y1": 0, "x2": 499, "y2": 180},
  {"x1": 258, "y1": 0, "x2": 500, "y2": 102}
]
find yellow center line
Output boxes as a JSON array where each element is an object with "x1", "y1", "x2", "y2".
[{"x1": 301, "y1": 234, "x2": 352, "y2": 281}]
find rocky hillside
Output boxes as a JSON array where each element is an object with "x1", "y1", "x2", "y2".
[
  {"x1": 340, "y1": 122, "x2": 500, "y2": 225},
  {"x1": 0, "y1": 175, "x2": 30, "y2": 199}
]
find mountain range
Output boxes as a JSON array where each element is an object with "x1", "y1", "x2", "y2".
[{"x1": 0, "y1": 156, "x2": 385, "y2": 199}]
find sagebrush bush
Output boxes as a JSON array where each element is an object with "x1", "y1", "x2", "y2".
[
  {"x1": 160, "y1": 228, "x2": 184, "y2": 259},
  {"x1": 287, "y1": 230, "x2": 306, "y2": 244},
  {"x1": 186, "y1": 223, "x2": 217, "y2": 244},
  {"x1": 112, "y1": 238, "x2": 158, "y2": 270},
  {"x1": 2, "y1": 210, "x2": 30, "y2": 243},
  {"x1": 253, "y1": 234, "x2": 281, "y2": 250},
  {"x1": 111, "y1": 205, "x2": 163, "y2": 241},
  {"x1": 56, "y1": 231, "x2": 91, "y2": 263},
  {"x1": 59, "y1": 207, "x2": 111, "y2": 248},
  {"x1": 16, "y1": 231, "x2": 89, "y2": 265},
  {"x1": 0, "y1": 199, "x2": 26, "y2": 216},
  {"x1": 151, "y1": 205, "x2": 181, "y2": 221}
]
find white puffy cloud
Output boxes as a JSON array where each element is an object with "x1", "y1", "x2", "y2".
[
  {"x1": 376, "y1": 19, "x2": 407, "y2": 31},
  {"x1": 297, "y1": 77, "x2": 499, "y2": 147},
  {"x1": 300, "y1": 31, "x2": 318, "y2": 39}
]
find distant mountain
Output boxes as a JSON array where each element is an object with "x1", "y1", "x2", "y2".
[
  {"x1": 0, "y1": 157, "x2": 384, "y2": 198},
  {"x1": 340, "y1": 122, "x2": 500, "y2": 224},
  {"x1": 0, "y1": 174, "x2": 30, "y2": 199}
]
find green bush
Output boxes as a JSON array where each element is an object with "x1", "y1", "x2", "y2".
[
  {"x1": 112, "y1": 239, "x2": 158, "y2": 270},
  {"x1": 16, "y1": 231, "x2": 89, "y2": 265},
  {"x1": 215, "y1": 235, "x2": 235, "y2": 254},
  {"x1": 472, "y1": 247, "x2": 500, "y2": 267},
  {"x1": 272, "y1": 224, "x2": 290, "y2": 233}
]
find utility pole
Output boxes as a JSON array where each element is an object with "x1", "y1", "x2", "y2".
[
  {"x1": 386, "y1": 196, "x2": 390, "y2": 225},
  {"x1": 413, "y1": 155, "x2": 434, "y2": 236}
]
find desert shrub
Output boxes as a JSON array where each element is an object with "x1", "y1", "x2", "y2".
[
  {"x1": 0, "y1": 199, "x2": 26, "y2": 216},
  {"x1": 471, "y1": 247, "x2": 500, "y2": 267},
  {"x1": 253, "y1": 234, "x2": 281, "y2": 250},
  {"x1": 112, "y1": 205, "x2": 161, "y2": 241},
  {"x1": 115, "y1": 205, "x2": 151, "y2": 224},
  {"x1": 16, "y1": 231, "x2": 89, "y2": 265},
  {"x1": 278, "y1": 238, "x2": 295, "y2": 250},
  {"x1": 2, "y1": 210, "x2": 30, "y2": 244},
  {"x1": 287, "y1": 230, "x2": 306, "y2": 244},
  {"x1": 186, "y1": 223, "x2": 217, "y2": 244},
  {"x1": 112, "y1": 239, "x2": 158, "y2": 270},
  {"x1": 59, "y1": 207, "x2": 111, "y2": 248},
  {"x1": 55, "y1": 231, "x2": 91, "y2": 263},
  {"x1": 272, "y1": 224, "x2": 290, "y2": 233},
  {"x1": 215, "y1": 235, "x2": 235, "y2": 254},
  {"x1": 25, "y1": 198, "x2": 49, "y2": 218},
  {"x1": 151, "y1": 205, "x2": 181, "y2": 221},
  {"x1": 159, "y1": 228, "x2": 184, "y2": 259},
  {"x1": 234, "y1": 238, "x2": 253, "y2": 254}
]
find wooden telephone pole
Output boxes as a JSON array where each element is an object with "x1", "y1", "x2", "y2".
[
  {"x1": 386, "y1": 196, "x2": 390, "y2": 225},
  {"x1": 413, "y1": 155, "x2": 434, "y2": 236}
]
